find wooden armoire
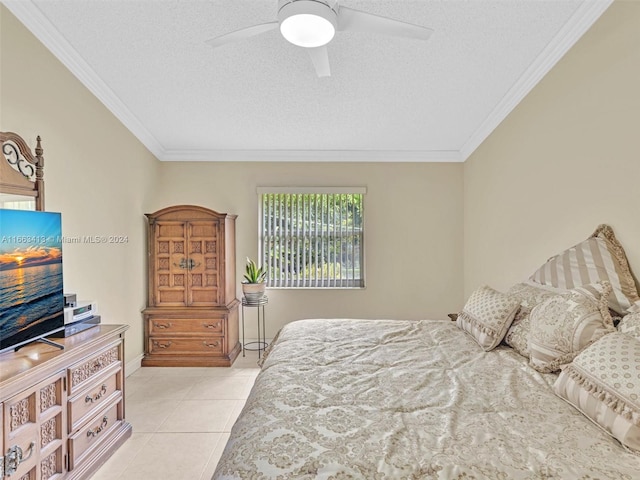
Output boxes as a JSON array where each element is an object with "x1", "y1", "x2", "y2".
[{"x1": 142, "y1": 205, "x2": 240, "y2": 367}]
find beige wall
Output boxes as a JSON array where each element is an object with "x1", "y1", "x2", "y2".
[
  {"x1": 1, "y1": 6, "x2": 160, "y2": 364},
  {"x1": 464, "y1": 0, "x2": 640, "y2": 297},
  {"x1": 153, "y1": 162, "x2": 464, "y2": 336}
]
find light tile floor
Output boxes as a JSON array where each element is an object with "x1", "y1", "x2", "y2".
[{"x1": 92, "y1": 351, "x2": 261, "y2": 480}]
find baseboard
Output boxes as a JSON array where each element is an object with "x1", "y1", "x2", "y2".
[{"x1": 125, "y1": 353, "x2": 144, "y2": 377}]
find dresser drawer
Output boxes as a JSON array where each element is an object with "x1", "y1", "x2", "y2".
[
  {"x1": 68, "y1": 397, "x2": 123, "y2": 470},
  {"x1": 148, "y1": 317, "x2": 224, "y2": 335},
  {"x1": 68, "y1": 364, "x2": 122, "y2": 432},
  {"x1": 148, "y1": 337, "x2": 224, "y2": 355},
  {"x1": 68, "y1": 342, "x2": 122, "y2": 396}
]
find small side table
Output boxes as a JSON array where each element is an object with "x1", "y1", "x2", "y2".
[{"x1": 241, "y1": 296, "x2": 268, "y2": 358}]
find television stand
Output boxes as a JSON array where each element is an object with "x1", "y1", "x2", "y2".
[
  {"x1": 0, "y1": 324, "x2": 131, "y2": 479},
  {"x1": 14, "y1": 336, "x2": 64, "y2": 352}
]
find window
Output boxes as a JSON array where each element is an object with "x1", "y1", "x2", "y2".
[{"x1": 258, "y1": 187, "x2": 365, "y2": 288}]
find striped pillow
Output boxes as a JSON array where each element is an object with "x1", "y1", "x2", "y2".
[
  {"x1": 529, "y1": 225, "x2": 640, "y2": 315},
  {"x1": 529, "y1": 282, "x2": 615, "y2": 373},
  {"x1": 554, "y1": 332, "x2": 640, "y2": 452},
  {"x1": 456, "y1": 285, "x2": 520, "y2": 351}
]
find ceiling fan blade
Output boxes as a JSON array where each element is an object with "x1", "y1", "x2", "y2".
[
  {"x1": 308, "y1": 46, "x2": 331, "y2": 77},
  {"x1": 205, "y1": 21, "x2": 279, "y2": 49},
  {"x1": 337, "y1": 6, "x2": 433, "y2": 41}
]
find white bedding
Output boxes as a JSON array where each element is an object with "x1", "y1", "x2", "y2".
[{"x1": 214, "y1": 319, "x2": 640, "y2": 479}]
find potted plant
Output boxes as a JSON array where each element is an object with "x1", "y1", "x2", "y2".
[{"x1": 242, "y1": 257, "x2": 267, "y2": 303}]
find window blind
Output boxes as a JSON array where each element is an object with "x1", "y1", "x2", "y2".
[{"x1": 258, "y1": 188, "x2": 365, "y2": 288}]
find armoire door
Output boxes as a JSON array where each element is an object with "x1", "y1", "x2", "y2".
[
  {"x1": 153, "y1": 220, "x2": 189, "y2": 306},
  {"x1": 153, "y1": 219, "x2": 223, "y2": 307},
  {"x1": 187, "y1": 220, "x2": 222, "y2": 306}
]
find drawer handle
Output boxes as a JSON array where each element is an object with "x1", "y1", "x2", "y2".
[
  {"x1": 85, "y1": 384, "x2": 108, "y2": 404},
  {"x1": 153, "y1": 340, "x2": 172, "y2": 349},
  {"x1": 4, "y1": 441, "x2": 35, "y2": 475},
  {"x1": 203, "y1": 341, "x2": 220, "y2": 348},
  {"x1": 87, "y1": 416, "x2": 108, "y2": 438},
  {"x1": 203, "y1": 323, "x2": 220, "y2": 329},
  {"x1": 154, "y1": 322, "x2": 172, "y2": 329}
]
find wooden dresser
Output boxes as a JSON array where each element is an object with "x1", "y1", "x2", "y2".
[
  {"x1": 142, "y1": 205, "x2": 240, "y2": 367},
  {"x1": 0, "y1": 325, "x2": 131, "y2": 480}
]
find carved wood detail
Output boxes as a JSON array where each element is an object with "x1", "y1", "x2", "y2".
[
  {"x1": 40, "y1": 382, "x2": 58, "y2": 412},
  {"x1": 41, "y1": 417, "x2": 58, "y2": 447},
  {"x1": 70, "y1": 347, "x2": 119, "y2": 388},
  {"x1": 10, "y1": 397, "x2": 31, "y2": 431},
  {"x1": 40, "y1": 451, "x2": 58, "y2": 479},
  {"x1": 0, "y1": 131, "x2": 45, "y2": 211}
]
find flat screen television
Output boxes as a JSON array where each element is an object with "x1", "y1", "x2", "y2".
[{"x1": 0, "y1": 209, "x2": 64, "y2": 353}]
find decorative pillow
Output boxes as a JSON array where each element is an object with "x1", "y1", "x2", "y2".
[
  {"x1": 529, "y1": 282, "x2": 615, "y2": 373},
  {"x1": 529, "y1": 224, "x2": 640, "y2": 315},
  {"x1": 504, "y1": 282, "x2": 563, "y2": 358},
  {"x1": 618, "y1": 312, "x2": 640, "y2": 342},
  {"x1": 553, "y1": 332, "x2": 640, "y2": 452},
  {"x1": 456, "y1": 285, "x2": 520, "y2": 351}
]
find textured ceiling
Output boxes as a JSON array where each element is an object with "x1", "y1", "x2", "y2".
[{"x1": 4, "y1": 0, "x2": 612, "y2": 161}]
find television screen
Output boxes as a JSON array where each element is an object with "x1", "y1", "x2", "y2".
[{"x1": 0, "y1": 209, "x2": 64, "y2": 353}]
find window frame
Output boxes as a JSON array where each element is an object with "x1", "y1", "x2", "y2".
[{"x1": 257, "y1": 186, "x2": 367, "y2": 290}]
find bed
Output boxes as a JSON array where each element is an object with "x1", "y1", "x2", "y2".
[{"x1": 214, "y1": 227, "x2": 640, "y2": 479}]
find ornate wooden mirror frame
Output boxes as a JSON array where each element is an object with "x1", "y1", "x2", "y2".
[{"x1": 0, "y1": 131, "x2": 45, "y2": 211}]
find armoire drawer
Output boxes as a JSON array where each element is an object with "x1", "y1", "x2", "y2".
[
  {"x1": 148, "y1": 337, "x2": 224, "y2": 355},
  {"x1": 148, "y1": 317, "x2": 224, "y2": 335}
]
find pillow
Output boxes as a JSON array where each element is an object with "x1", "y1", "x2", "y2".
[
  {"x1": 456, "y1": 285, "x2": 520, "y2": 351},
  {"x1": 553, "y1": 332, "x2": 640, "y2": 452},
  {"x1": 529, "y1": 282, "x2": 615, "y2": 373},
  {"x1": 504, "y1": 282, "x2": 564, "y2": 358},
  {"x1": 618, "y1": 312, "x2": 640, "y2": 342},
  {"x1": 529, "y1": 224, "x2": 640, "y2": 315}
]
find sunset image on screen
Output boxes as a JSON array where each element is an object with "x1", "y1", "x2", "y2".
[
  {"x1": 0, "y1": 245, "x2": 62, "y2": 271},
  {"x1": 0, "y1": 209, "x2": 62, "y2": 271},
  {"x1": 0, "y1": 209, "x2": 64, "y2": 346}
]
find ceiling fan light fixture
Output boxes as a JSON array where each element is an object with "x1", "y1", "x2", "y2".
[{"x1": 278, "y1": 0, "x2": 338, "y2": 48}]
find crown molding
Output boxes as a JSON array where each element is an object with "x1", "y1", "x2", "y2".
[
  {"x1": 158, "y1": 149, "x2": 463, "y2": 162},
  {"x1": 459, "y1": 0, "x2": 613, "y2": 161},
  {"x1": 2, "y1": 0, "x2": 167, "y2": 159}
]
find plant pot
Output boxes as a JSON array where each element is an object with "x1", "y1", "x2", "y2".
[{"x1": 242, "y1": 283, "x2": 266, "y2": 303}]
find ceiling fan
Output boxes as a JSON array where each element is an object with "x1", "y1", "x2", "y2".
[{"x1": 206, "y1": 0, "x2": 433, "y2": 77}]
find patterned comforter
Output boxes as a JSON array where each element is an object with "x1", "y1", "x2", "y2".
[{"x1": 214, "y1": 319, "x2": 640, "y2": 479}]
